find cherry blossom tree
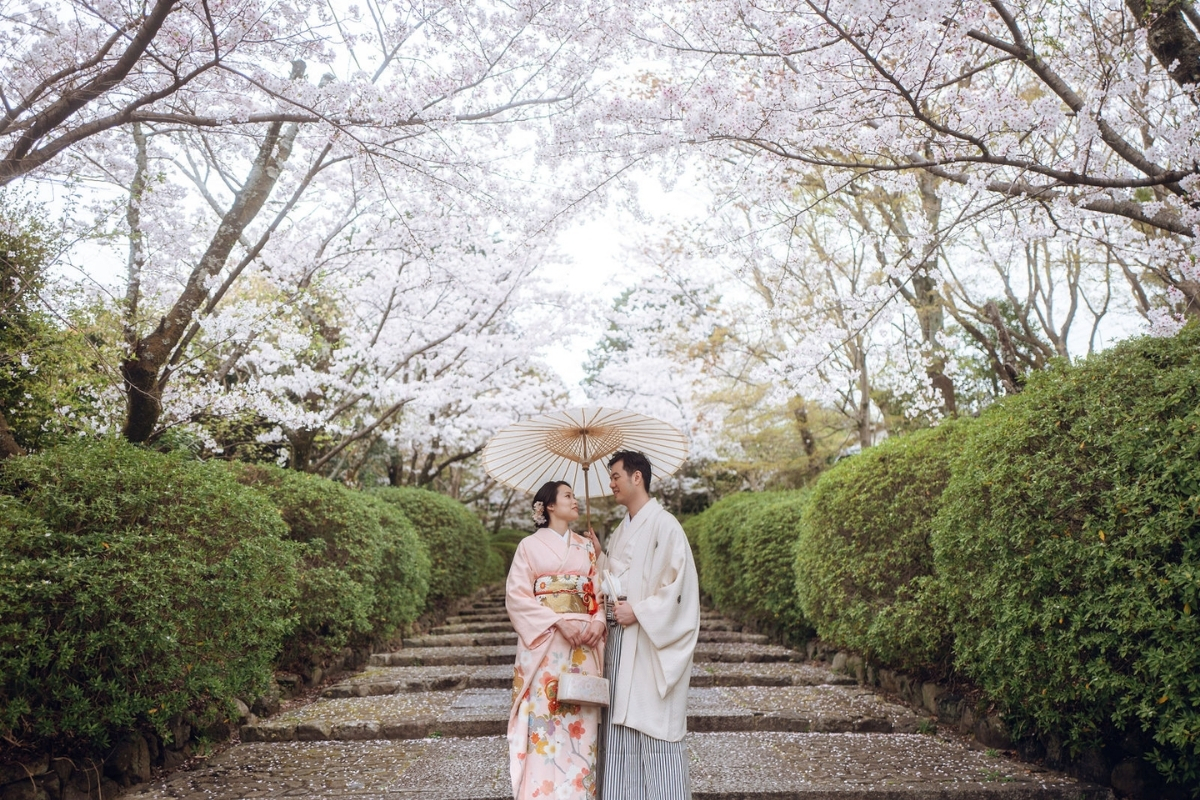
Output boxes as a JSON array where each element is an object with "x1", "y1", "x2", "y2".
[
  {"x1": 610, "y1": 0, "x2": 1200, "y2": 337},
  {"x1": 567, "y1": 0, "x2": 1197, "y2": 455},
  {"x1": 6, "y1": 0, "x2": 621, "y2": 445}
]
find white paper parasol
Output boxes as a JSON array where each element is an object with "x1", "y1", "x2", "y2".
[{"x1": 482, "y1": 407, "x2": 689, "y2": 525}]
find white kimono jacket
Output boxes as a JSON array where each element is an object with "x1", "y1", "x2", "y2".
[{"x1": 598, "y1": 498, "x2": 701, "y2": 742}]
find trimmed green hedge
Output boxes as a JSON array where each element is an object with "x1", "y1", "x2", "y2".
[
  {"x1": 689, "y1": 490, "x2": 811, "y2": 641},
  {"x1": 490, "y1": 528, "x2": 530, "y2": 577},
  {"x1": 0, "y1": 440, "x2": 299, "y2": 749},
  {"x1": 795, "y1": 421, "x2": 970, "y2": 673},
  {"x1": 934, "y1": 324, "x2": 1200, "y2": 788},
  {"x1": 230, "y1": 464, "x2": 390, "y2": 666},
  {"x1": 740, "y1": 491, "x2": 812, "y2": 643},
  {"x1": 372, "y1": 486, "x2": 490, "y2": 602},
  {"x1": 360, "y1": 494, "x2": 430, "y2": 641},
  {"x1": 691, "y1": 491, "x2": 770, "y2": 610}
]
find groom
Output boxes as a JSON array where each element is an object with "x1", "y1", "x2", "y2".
[{"x1": 596, "y1": 450, "x2": 700, "y2": 800}]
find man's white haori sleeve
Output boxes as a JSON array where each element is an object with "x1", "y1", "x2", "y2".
[{"x1": 630, "y1": 512, "x2": 701, "y2": 700}]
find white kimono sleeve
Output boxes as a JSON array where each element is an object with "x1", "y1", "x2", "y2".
[{"x1": 630, "y1": 519, "x2": 701, "y2": 698}]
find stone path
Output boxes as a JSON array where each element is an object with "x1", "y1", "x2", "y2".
[{"x1": 127, "y1": 590, "x2": 1112, "y2": 799}]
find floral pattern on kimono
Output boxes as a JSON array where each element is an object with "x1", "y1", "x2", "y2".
[{"x1": 506, "y1": 528, "x2": 604, "y2": 800}]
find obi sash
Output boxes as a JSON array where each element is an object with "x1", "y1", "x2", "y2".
[{"x1": 534, "y1": 573, "x2": 598, "y2": 615}]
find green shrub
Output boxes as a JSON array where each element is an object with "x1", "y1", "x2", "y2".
[
  {"x1": 481, "y1": 547, "x2": 507, "y2": 585},
  {"x1": 371, "y1": 486, "x2": 490, "y2": 602},
  {"x1": 359, "y1": 494, "x2": 430, "y2": 641},
  {"x1": 230, "y1": 463, "x2": 386, "y2": 665},
  {"x1": 490, "y1": 527, "x2": 531, "y2": 577},
  {"x1": 739, "y1": 491, "x2": 812, "y2": 643},
  {"x1": 795, "y1": 421, "x2": 970, "y2": 673},
  {"x1": 933, "y1": 324, "x2": 1200, "y2": 789},
  {"x1": 692, "y1": 491, "x2": 771, "y2": 610},
  {"x1": 0, "y1": 440, "x2": 299, "y2": 749},
  {"x1": 690, "y1": 490, "x2": 811, "y2": 640}
]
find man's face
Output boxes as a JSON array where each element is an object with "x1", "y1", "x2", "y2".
[{"x1": 609, "y1": 460, "x2": 638, "y2": 506}]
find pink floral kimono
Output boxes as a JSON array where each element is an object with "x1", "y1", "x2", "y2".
[{"x1": 505, "y1": 528, "x2": 605, "y2": 800}]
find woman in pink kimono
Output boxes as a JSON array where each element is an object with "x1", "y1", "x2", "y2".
[{"x1": 506, "y1": 481, "x2": 606, "y2": 800}]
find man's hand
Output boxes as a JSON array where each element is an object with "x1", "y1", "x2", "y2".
[{"x1": 613, "y1": 600, "x2": 638, "y2": 626}]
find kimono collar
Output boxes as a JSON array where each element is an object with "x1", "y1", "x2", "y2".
[
  {"x1": 533, "y1": 526, "x2": 577, "y2": 557},
  {"x1": 624, "y1": 497, "x2": 662, "y2": 536},
  {"x1": 608, "y1": 498, "x2": 662, "y2": 574}
]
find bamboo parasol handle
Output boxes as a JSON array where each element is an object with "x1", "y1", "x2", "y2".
[
  {"x1": 581, "y1": 461, "x2": 592, "y2": 530},
  {"x1": 581, "y1": 435, "x2": 592, "y2": 531}
]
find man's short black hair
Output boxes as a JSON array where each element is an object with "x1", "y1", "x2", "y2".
[{"x1": 608, "y1": 450, "x2": 652, "y2": 492}]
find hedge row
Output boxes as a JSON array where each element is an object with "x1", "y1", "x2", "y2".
[
  {"x1": 933, "y1": 324, "x2": 1200, "y2": 789},
  {"x1": 688, "y1": 490, "x2": 812, "y2": 644},
  {"x1": 689, "y1": 323, "x2": 1200, "y2": 791},
  {"x1": 371, "y1": 486, "x2": 492, "y2": 603},
  {"x1": 231, "y1": 464, "x2": 431, "y2": 665},
  {"x1": 795, "y1": 419, "x2": 971, "y2": 673},
  {"x1": 0, "y1": 442, "x2": 486, "y2": 752}
]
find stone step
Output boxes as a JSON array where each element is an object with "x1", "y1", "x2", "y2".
[
  {"x1": 402, "y1": 630, "x2": 765, "y2": 648},
  {"x1": 454, "y1": 605, "x2": 508, "y2": 617},
  {"x1": 323, "y1": 662, "x2": 854, "y2": 698},
  {"x1": 430, "y1": 621, "x2": 514, "y2": 635},
  {"x1": 129, "y1": 733, "x2": 1113, "y2": 799},
  {"x1": 244, "y1": 684, "x2": 929, "y2": 742},
  {"x1": 697, "y1": 619, "x2": 739, "y2": 631},
  {"x1": 442, "y1": 612, "x2": 510, "y2": 626},
  {"x1": 402, "y1": 632, "x2": 517, "y2": 648},
  {"x1": 430, "y1": 618, "x2": 750, "y2": 637},
  {"x1": 697, "y1": 630, "x2": 769, "y2": 644},
  {"x1": 369, "y1": 641, "x2": 801, "y2": 668},
  {"x1": 691, "y1": 662, "x2": 857, "y2": 688},
  {"x1": 371, "y1": 645, "x2": 517, "y2": 667},
  {"x1": 693, "y1": 641, "x2": 802, "y2": 662}
]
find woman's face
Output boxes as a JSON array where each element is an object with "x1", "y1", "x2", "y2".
[{"x1": 549, "y1": 484, "x2": 580, "y2": 524}]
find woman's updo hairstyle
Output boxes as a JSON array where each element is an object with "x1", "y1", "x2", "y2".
[{"x1": 531, "y1": 481, "x2": 571, "y2": 531}]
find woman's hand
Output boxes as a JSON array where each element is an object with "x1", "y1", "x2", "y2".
[
  {"x1": 556, "y1": 619, "x2": 585, "y2": 648},
  {"x1": 579, "y1": 617, "x2": 605, "y2": 648},
  {"x1": 583, "y1": 527, "x2": 602, "y2": 556}
]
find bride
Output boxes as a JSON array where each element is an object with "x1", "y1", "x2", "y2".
[{"x1": 505, "y1": 481, "x2": 606, "y2": 800}]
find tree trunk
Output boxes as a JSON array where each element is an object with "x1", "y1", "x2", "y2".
[
  {"x1": 855, "y1": 336, "x2": 873, "y2": 449},
  {"x1": 119, "y1": 63, "x2": 304, "y2": 442},
  {"x1": 985, "y1": 302, "x2": 1024, "y2": 394},
  {"x1": 0, "y1": 410, "x2": 25, "y2": 460},
  {"x1": 793, "y1": 402, "x2": 817, "y2": 458},
  {"x1": 288, "y1": 428, "x2": 317, "y2": 472},
  {"x1": 1126, "y1": 0, "x2": 1200, "y2": 94},
  {"x1": 912, "y1": 171, "x2": 957, "y2": 416}
]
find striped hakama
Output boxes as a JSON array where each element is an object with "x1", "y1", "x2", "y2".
[{"x1": 599, "y1": 618, "x2": 690, "y2": 800}]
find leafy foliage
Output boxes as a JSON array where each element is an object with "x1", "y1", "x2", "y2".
[
  {"x1": 690, "y1": 490, "x2": 811, "y2": 640},
  {"x1": 0, "y1": 440, "x2": 299, "y2": 749},
  {"x1": 371, "y1": 486, "x2": 491, "y2": 602},
  {"x1": 690, "y1": 491, "x2": 769, "y2": 608},
  {"x1": 490, "y1": 527, "x2": 532, "y2": 577},
  {"x1": 0, "y1": 199, "x2": 107, "y2": 451},
  {"x1": 933, "y1": 323, "x2": 1200, "y2": 789},
  {"x1": 229, "y1": 464, "x2": 390, "y2": 666},
  {"x1": 795, "y1": 421, "x2": 970, "y2": 673},
  {"x1": 359, "y1": 494, "x2": 431, "y2": 641},
  {"x1": 738, "y1": 491, "x2": 813, "y2": 643}
]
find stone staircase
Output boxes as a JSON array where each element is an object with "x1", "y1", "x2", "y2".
[{"x1": 128, "y1": 589, "x2": 1112, "y2": 799}]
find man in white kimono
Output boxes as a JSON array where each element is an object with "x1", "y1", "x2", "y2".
[{"x1": 596, "y1": 450, "x2": 701, "y2": 800}]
